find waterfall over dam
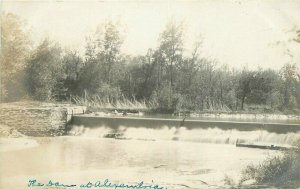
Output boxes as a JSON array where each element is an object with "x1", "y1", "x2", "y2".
[
  {"x1": 69, "y1": 115, "x2": 300, "y2": 146},
  {"x1": 71, "y1": 115, "x2": 300, "y2": 133}
]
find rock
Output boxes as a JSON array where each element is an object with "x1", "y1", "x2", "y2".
[{"x1": 0, "y1": 124, "x2": 24, "y2": 138}]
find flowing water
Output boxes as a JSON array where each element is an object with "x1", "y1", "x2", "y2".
[
  {"x1": 1, "y1": 124, "x2": 300, "y2": 189},
  {"x1": 70, "y1": 125, "x2": 300, "y2": 146}
]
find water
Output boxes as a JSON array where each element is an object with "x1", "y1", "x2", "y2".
[
  {"x1": 0, "y1": 137, "x2": 278, "y2": 189},
  {"x1": 70, "y1": 126, "x2": 300, "y2": 146},
  {"x1": 120, "y1": 113, "x2": 300, "y2": 124},
  {"x1": 1, "y1": 125, "x2": 290, "y2": 189}
]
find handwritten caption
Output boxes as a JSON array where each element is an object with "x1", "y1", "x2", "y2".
[{"x1": 28, "y1": 179, "x2": 167, "y2": 189}]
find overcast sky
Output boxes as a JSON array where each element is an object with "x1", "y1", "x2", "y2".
[{"x1": 1, "y1": 0, "x2": 300, "y2": 70}]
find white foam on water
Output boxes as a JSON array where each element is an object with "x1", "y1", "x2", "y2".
[
  {"x1": 68, "y1": 125, "x2": 113, "y2": 138},
  {"x1": 69, "y1": 125, "x2": 300, "y2": 146}
]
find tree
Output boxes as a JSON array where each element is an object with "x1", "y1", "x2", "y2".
[
  {"x1": 99, "y1": 21, "x2": 123, "y2": 84},
  {"x1": 236, "y1": 69, "x2": 253, "y2": 110},
  {"x1": 78, "y1": 21, "x2": 124, "y2": 98},
  {"x1": 157, "y1": 20, "x2": 184, "y2": 88},
  {"x1": 280, "y1": 63, "x2": 299, "y2": 109},
  {"x1": 0, "y1": 12, "x2": 31, "y2": 101},
  {"x1": 26, "y1": 39, "x2": 63, "y2": 101},
  {"x1": 148, "y1": 20, "x2": 184, "y2": 111},
  {"x1": 61, "y1": 51, "x2": 83, "y2": 98}
]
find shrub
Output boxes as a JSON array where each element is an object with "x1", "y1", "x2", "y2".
[{"x1": 239, "y1": 142, "x2": 300, "y2": 188}]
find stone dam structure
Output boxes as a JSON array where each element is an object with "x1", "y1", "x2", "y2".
[{"x1": 0, "y1": 102, "x2": 86, "y2": 136}]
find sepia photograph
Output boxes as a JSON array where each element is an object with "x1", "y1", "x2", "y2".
[{"x1": 1, "y1": 0, "x2": 300, "y2": 188}]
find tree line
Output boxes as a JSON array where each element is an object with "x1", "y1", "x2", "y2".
[{"x1": 1, "y1": 12, "x2": 300, "y2": 113}]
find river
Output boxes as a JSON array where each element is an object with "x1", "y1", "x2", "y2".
[{"x1": 0, "y1": 125, "x2": 289, "y2": 189}]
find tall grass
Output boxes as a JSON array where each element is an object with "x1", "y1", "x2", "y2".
[{"x1": 72, "y1": 95, "x2": 149, "y2": 111}]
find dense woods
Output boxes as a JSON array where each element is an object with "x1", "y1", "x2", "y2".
[{"x1": 1, "y1": 12, "x2": 300, "y2": 113}]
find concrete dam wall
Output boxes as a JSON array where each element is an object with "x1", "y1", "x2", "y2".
[{"x1": 71, "y1": 115, "x2": 300, "y2": 134}]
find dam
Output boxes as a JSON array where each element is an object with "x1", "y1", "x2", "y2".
[
  {"x1": 71, "y1": 115, "x2": 300, "y2": 134},
  {"x1": 2, "y1": 113, "x2": 300, "y2": 189},
  {"x1": 69, "y1": 114, "x2": 300, "y2": 147}
]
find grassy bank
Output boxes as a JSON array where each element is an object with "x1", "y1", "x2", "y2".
[{"x1": 224, "y1": 141, "x2": 300, "y2": 189}]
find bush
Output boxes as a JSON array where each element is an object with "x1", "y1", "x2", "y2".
[
  {"x1": 152, "y1": 83, "x2": 183, "y2": 113},
  {"x1": 239, "y1": 142, "x2": 300, "y2": 188}
]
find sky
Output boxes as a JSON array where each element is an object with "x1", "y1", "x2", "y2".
[{"x1": 1, "y1": 0, "x2": 300, "y2": 70}]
